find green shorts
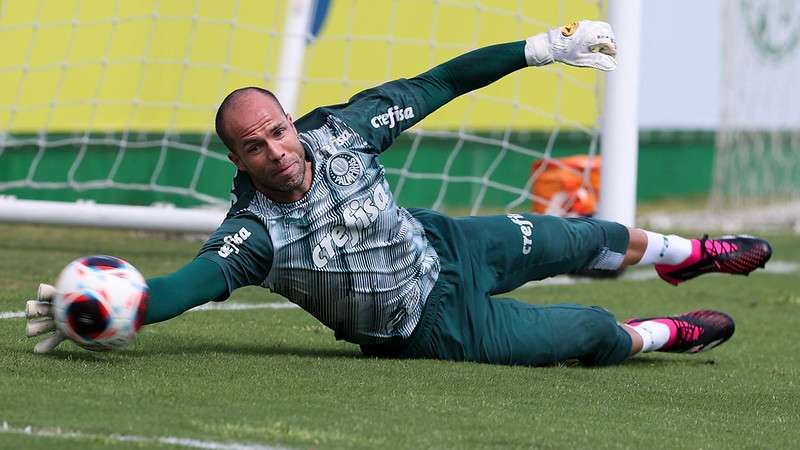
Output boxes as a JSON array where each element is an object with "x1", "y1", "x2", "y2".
[{"x1": 363, "y1": 210, "x2": 632, "y2": 366}]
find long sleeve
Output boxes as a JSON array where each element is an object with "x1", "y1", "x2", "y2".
[
  {"x1": 143, "y1": 257, "x2": 228, "y2": 325},
  {"x1": 144, "y1": 212, "x2": 272, "y2": 324},
  {"x1": 407, "y1": 40, "x2": 528, "y2": 115},
  {"x1": 300, "y1": 41, "x2": 528, "y2": 152}
]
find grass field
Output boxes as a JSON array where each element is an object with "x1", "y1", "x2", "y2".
[{"x1": 1, "y1": 223, "x2": 799, "y2": 449}]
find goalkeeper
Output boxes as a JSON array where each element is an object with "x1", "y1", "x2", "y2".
[{"x1": 27, "y1": 21, "x2": 772, "y2": 365}]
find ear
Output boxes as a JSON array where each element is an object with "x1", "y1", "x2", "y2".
[
  {"x1": 287, "y1": 113, "x2": 297, "y2": 133},
  {"x1": 228, "y1": 151, "x2": 247, "y2": 172}
]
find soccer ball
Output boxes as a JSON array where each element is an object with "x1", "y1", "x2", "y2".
[{"x1": 52, "y1": 255, "x2": 149, "y2": 351}]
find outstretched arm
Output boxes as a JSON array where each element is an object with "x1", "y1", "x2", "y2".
[
  {"x1": 26, "y1": 214, "x2": 272, "y2": 352},
  {"x1": 144, "y1": 258, "x2": 228, "y2": 324},
  {"x1": 410, "y1": 20, "x2": 616, "y2": 115},
  {"x1": 147, "y1": 213, "x2": 272, "y2": 324},
  {"x1": 405, "y1": 40, "x2": 528, "y2": 116},
  {"x1": 319, "y1": 20, "x2": 616, "y2": 151},
  {"x1": 24, "y1": 258, "x2": 229, "y2": 353}
]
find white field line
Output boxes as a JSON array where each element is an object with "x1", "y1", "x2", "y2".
[
  {"x1": 0, "y1": 311, "x2": 25, "y2": 319},
  {"x1": 191, "y1": 302, "x2": 299, "y2": 312},
  {"x1": 1, "y1": 262, "x2": 797, "y2": 320},
  {"x1": 520, "y1": 260, "x2": 799, "y2": 288},
  {"x1": 0, "y1": 301, "x2": 298, "y2": 321},
  {"x1": 0, "y1": 421, "x2": 292, "y2": 450}
]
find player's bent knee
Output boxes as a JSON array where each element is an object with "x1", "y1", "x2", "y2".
[
  {"x1": 571, "y1": 218, "x2": 630, "y2": 272},
  {"x1": 521, "y1": 215, "x2": 629, "y2": 272}
]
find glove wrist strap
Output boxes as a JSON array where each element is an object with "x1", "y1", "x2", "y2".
[{"x1": 524, "y1": 33, "x2": 553, "y2": 66}]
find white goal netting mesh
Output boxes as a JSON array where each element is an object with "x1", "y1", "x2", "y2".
[
  {"x1": 709, "y1": 0, "x2": 800, "y2": 229},
  {"x1": 641, "y1": 0, "x2": 800, "y2": 233},
  {"x1": 0, "y1": 0, "x2": 604, "y2": 222}
]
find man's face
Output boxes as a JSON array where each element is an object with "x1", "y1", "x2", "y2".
[{"x1": 224, "y1": 91, "x2": 311, "y2": 203}]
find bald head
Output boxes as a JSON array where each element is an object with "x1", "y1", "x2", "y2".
[
  {"x1": 217, "y1": 86, "x2": 309, "y2": 202},
  {"x1": 215, "y1": 87, "x2": 286, "y2": 152}
]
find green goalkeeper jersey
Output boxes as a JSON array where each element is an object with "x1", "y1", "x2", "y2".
[
  {"x1": 195, "y1": 41, "x2": 529, "y2": 345},
  {"x1": 199, "y1": 78, "x2": 445, "y2": 345}
]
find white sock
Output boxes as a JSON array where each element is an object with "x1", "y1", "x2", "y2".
[
  {"x1": 628, "y1": 321, "x2": 671, "y2": 353},
  {"x1": 635, "y1": 231, "x2": 694, "y2": 266}
]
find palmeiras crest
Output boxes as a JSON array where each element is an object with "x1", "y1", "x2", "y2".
[{"x1": 325, "y1": 151, "x2": 364, "y2": 187}]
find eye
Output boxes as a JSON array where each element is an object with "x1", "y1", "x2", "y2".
[{"x1": 274, "y1": 127, "x2": 285, "y2": 138}]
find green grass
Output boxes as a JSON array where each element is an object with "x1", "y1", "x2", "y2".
[{"x1": 1, "y1": 223, "x2": 799, "y2": 449}]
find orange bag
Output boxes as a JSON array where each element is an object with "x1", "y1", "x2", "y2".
[{"x1": 531, "y1": 155, "x2": 600, "y2": 216}]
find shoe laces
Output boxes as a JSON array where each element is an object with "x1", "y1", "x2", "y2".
[
  {"x1": 671, "y1": 317, "x2": 703, "y2": 344},
  {"x1": 700, "y1": 234, "x2": 739, "y2": 258}
]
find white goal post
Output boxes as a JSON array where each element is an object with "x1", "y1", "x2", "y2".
[
  {"x1": 0, "y1": 0, "x2": 639, "y2": 233},
  {"x1": 597, "y1": 0, "x2": 641, "y2": 227}
]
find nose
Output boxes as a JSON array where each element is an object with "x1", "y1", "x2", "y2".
[{"x1": 265, "y1": 142, "x2": 285, "y2": 162}]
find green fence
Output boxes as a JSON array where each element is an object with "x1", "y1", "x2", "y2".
[{"x1": 0, "y1": 131, "x2": 716, "y2": 210}]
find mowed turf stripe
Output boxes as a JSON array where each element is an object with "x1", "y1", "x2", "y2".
[{"x1": 1, "y1": 421, "x2": 292, "y2": 450}]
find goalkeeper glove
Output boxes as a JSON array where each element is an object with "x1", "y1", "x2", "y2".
[
  {"x1": 25, "y1": 283, "x2": 67, "y2": 354},
  {"x1": 525, "y1": 20, "x2": 617, "y2": 71}
]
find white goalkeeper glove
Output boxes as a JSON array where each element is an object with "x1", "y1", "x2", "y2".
[
  {"x1": 25, "y1": 283, "x2": 67, "y2": 354},
  {"x1": 525, "y1": 20, "x2": 617, "y2": 71}
]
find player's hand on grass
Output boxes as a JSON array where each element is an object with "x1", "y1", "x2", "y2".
[
  {"x1": 25, "y1": 283, "x2": 67, "y2": 354},
  {"x1": 526, "y1": 20, "x2": 617, "y2": 71}
]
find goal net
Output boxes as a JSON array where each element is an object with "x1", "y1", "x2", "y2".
[
  {"x1": 0, "y1": 0, "x2": 607, "y2": 232},
  {"x1": 709, "y1": 0, "x2": 800, "y2": 228}
]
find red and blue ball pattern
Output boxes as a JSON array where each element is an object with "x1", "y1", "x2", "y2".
[{"x1": 54, "y1": 255, "x2": 149, "y2": 350}]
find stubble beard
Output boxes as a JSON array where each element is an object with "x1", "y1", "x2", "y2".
[
  {"x1": 274, "y1": 164, "x2": 305, "y2": 193},
  {"x1": 262, "y1": 155, "x2": 307, "y2": 194}
]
